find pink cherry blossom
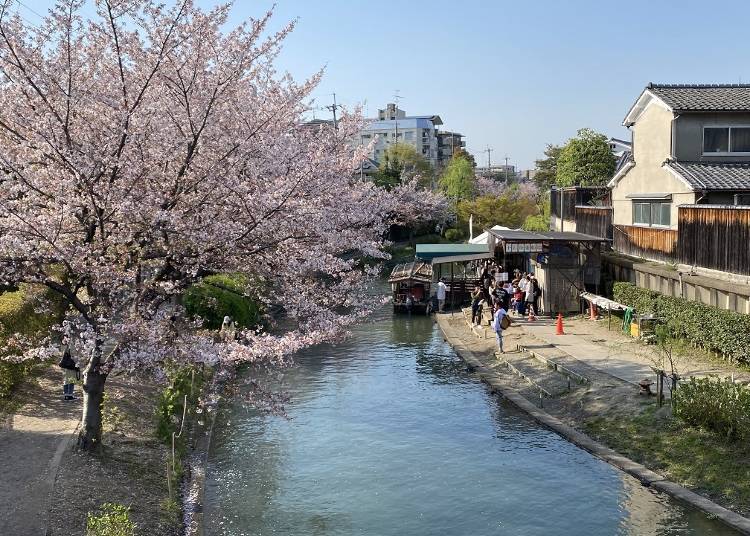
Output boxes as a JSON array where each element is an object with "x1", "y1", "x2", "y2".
[{"x1": 0, "y1": 0, "x2": 432, "y2": 449}]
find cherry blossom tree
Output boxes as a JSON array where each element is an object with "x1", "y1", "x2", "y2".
[
  {"x1": 388, "y1": 177, "x2": 452, "y2": 230},
  {"x1": 0, "y1": 0, "x2": 397, "y2": 450}
]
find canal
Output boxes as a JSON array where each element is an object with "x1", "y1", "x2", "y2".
[{"x1": 204, "y1": 304, "x2": 737, "y2": 535}]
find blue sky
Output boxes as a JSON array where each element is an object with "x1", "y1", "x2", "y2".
[{"x1": 25, "y1": 0, "x2": 750, "y2": 169}]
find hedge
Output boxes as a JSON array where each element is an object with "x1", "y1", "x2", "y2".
[
  {"x1": 613, "y1": 282, "x2": 750, "y2": 364},
  {"x1": 183, "y1": 273, "x2": 262, "y2": 330},
  {"x1": 0, "y1": 284, "x2": 66, "y2": 397},
  {"x1": 673, "y1": 376, "x2": 750, "y2": 441}
]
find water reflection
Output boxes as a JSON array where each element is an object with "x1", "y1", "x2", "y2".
[{"x1": 205, "y1": 303, "x2": 738, "y2": 536}]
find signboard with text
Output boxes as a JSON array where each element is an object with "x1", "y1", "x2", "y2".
[{"x1": 504, "y1": 242, "x2": 544, "y2": 254}]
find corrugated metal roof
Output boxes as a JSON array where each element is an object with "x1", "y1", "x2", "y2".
[{"x1": 486, "y1": 229, "x2": 607, "y2": 243}]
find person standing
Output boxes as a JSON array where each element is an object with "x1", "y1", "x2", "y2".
[
  {"x1": 59, "y1": 345, "x2": 80, "y2": 401},
  {"x1": 470, "y1": 286, "x2": 483, "y2": 325},
  {"x1": 531, "y1": 276, "x2": 542, "y2": 315},
  {"x1": 525, "y1": 276, "x2": 536, "y2": 318},
  {"x1": 436, "y1": 278, "x2": 447, "y2": 312},
  {"x1": 481, "y1": 268, "x2": 492, "y2": 304},
  {"x1": 492, "y1": 303, "x2": 509, "y2": 353}
]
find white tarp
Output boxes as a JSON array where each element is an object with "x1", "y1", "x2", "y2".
[
  {"x1": 579, "y1": 291, "x2": 629, "y2": 311},
  {"x1": 469, "y1": 225, "x2": 511, "y2": 245}
]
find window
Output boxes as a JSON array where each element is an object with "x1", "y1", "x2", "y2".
[
  {"x1": 703, "y1": 126, "x2": 750, "y2": 153},
  {"x1": 731, "y1": 127, "x2": 750, "y2": 152},
  {"x1": 632, "y1": 201, "x2": 670, "y2": 227},
  {"x1": 362, "y1": 134, "x2": 371, "y2": 140},
  {"x1": 404, "y1": 131, "x2": 413, "y2": 140}
]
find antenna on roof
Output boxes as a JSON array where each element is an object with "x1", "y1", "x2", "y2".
[{"x1": 392, "y1": 90, "x2": 404, "y2": 139}]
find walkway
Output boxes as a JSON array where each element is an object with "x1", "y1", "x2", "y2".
[
  {"x1": 521, "y1": 315, "x2": 750, "y2": 386},
  {"x1": 0, "y1": 367, "x2": 79, "y2": 536}
]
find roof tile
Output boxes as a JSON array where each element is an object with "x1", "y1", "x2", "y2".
[
  {"x1": 648, "y1": 84, "x2": 750, "y2": 111},
  {"x1": 667, "y1": 161, "x2": 750, "y2": 190}
]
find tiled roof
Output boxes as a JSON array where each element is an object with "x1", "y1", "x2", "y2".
[
  {"x1": 614, "y1": 151, "x2": 633, "y2": 174},
  {"x1": 648, "y1": 84, "x2": 750, "y2": 111},
  {"x1": 666, "y1": 161, "x2": 750, "y2": 190}
]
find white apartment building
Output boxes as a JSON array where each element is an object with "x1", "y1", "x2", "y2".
[{"x1": 360, "y1": 103, "x2": 444, "y2": 168}]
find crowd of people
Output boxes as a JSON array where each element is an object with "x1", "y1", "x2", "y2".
[{"x1": 470, "y1": 260, "x2": 542, "y2": 328}]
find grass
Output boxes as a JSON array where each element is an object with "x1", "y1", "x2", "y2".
[{"x1": 584, "y1": 406, "x2": 750, "y2": 515}]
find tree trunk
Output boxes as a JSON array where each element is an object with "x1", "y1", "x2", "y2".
[{"x1": 78, "y1": 366, "x2": 107, "y2": 451}]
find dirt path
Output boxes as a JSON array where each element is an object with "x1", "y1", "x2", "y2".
[{"x1": 0, "y1": 366, "x2": 79, "y2": 536}]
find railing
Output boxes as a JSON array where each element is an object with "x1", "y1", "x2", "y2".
[
  {"x1": 550, "y1": 187, "x2": 610, "y2": 220},
  {"x1": 613, "y1": 224, "x2": 677, "y2": 263},
  {"x1": 678, "y1": 205, "x2": 750, "y2": 275},
  {"x1": 575, "y1": 206, "x2": 613, "y2": 240}
]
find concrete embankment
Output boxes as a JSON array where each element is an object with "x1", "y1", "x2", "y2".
[{"x1": 435, "y1": 312, "x2": 750, "y2": 536}]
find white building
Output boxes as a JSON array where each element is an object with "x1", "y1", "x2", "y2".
[{"x1": 360, "y1": 103, "x2": 444, "y2": 168}]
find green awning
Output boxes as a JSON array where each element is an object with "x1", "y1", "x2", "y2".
[{"x1": 415, "y1": 243, "x2": 492, "y2": 263}]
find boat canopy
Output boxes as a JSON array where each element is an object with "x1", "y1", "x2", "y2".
[{"x1": 388, "y1": 262, "x2": 433, "y2": 283}]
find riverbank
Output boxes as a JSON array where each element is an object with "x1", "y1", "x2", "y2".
[{"x1": 435, "y1": 311, "x2": 750, "y2": 535}]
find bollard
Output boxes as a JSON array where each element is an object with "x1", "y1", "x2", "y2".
[
  {"x1": 567, "y1": 377, "x2": 571, "y2": 392},
  {"x1": 539, "y1": 392, "x2": 544, "y2": 408}
]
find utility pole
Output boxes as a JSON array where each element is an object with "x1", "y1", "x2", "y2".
[
  {"x1": 483, "y1": 146, "x2": 493, "y2": 170},
  {"x1": 325, "y1": 92, "x2": 342, "y2": 131},
  {"x1": 504, "y1": 155, "x2": 510, "y2": 183}
]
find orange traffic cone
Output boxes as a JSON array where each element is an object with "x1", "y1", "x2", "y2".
[
  {"x1": 589, "y1": 303, "x2": 598, "y2": 321},
  {"x1": 527, "y1": 307, "x2": 536, "y2": 322},
  {"x1": 556, "y1": 313, "x2": 565, "y2": 335}
]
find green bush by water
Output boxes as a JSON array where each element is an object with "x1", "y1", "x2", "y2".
[
  {"x1": 183, "y1": 273, "x2": 262, "y2": 329},
  {"x1": 613, "y1": 282, "x2": 750, "y2": 364},
  {"x1": 673, "y1": 376, "x2": 750, "y2": 441},
  {"x1": 86, "y1": 503, "x2": 136, "y2": 536}
]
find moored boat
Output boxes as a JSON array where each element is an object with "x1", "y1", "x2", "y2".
[{"x1": 388, "y1": 261, "x2": 433, "y2": 314}]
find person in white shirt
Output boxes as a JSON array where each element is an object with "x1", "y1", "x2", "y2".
[
  {"x1": 436, "y1": 278, "x2": 447, "y2": 312},
  {"x1": 492, "y1": 303, "x2": 509, "y2": 353}
]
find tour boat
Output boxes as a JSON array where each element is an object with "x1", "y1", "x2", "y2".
[{"x1": 388, "y1": 261, "x2": 433, "y2": 314}]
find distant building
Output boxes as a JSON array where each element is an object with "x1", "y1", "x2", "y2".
[
  {"x1": 437, "y1": 131, "x2": 466, "y2": 168},
  {"x1": 476, "y1": 164, "x2": 517, "y2": 181},
  {"x1": 359, "y1": 103, "x2": 444, "y2": 168},
  {"x1": 305, "y1": 103, "x2": 469, "y2": 173},
  {"x1": 607, "y1": 137, "x2": 632, "y2": 159}
]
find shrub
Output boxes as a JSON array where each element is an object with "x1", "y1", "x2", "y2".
[
  {"x1": 183, "y1": 273, "x2": 262, "y2": 329},
  {"x1": 444, "y1": 228, "x2": 465, "y2": 242},
  {"x1": 86, "y1": 503, "x2": 136, "y2": 536},
  {"x1": 155, "y1": 367, "x2": 204, "y2": 444},
  {"x1": 0, "y1": 284, "x2": 66, "y2": 397},
  {"x1": 673, "y1": 377, "x2": 750, "y2": 441},
  {"x1": 613, "y1": 282, "x2": 750, "y2": 364}
]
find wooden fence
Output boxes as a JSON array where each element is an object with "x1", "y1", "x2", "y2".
[
  {"x1": 613, "y1": 224, "x2": 678, "y2": 263},
  {"x1": 550, "y1": 187, "x2": 611, "y2": 221},
  {"x1": 575, "y1": 206, "x2": 613, "y2": 240},
  {"x1": 678, "y1": 205, "x2": 750, "y2": 275}
]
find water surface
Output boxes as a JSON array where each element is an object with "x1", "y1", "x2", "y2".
[{"x1": 205, "y1": 306, "x2": 737, "y2": 535}]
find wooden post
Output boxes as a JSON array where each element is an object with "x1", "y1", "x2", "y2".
[{"x1": 450, "y1": 262, "x2": 455, "y2": 314}]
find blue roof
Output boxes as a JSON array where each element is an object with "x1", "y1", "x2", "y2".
[{"x1": 364, "y1": 118, "x2": 435, "y2": 131}]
